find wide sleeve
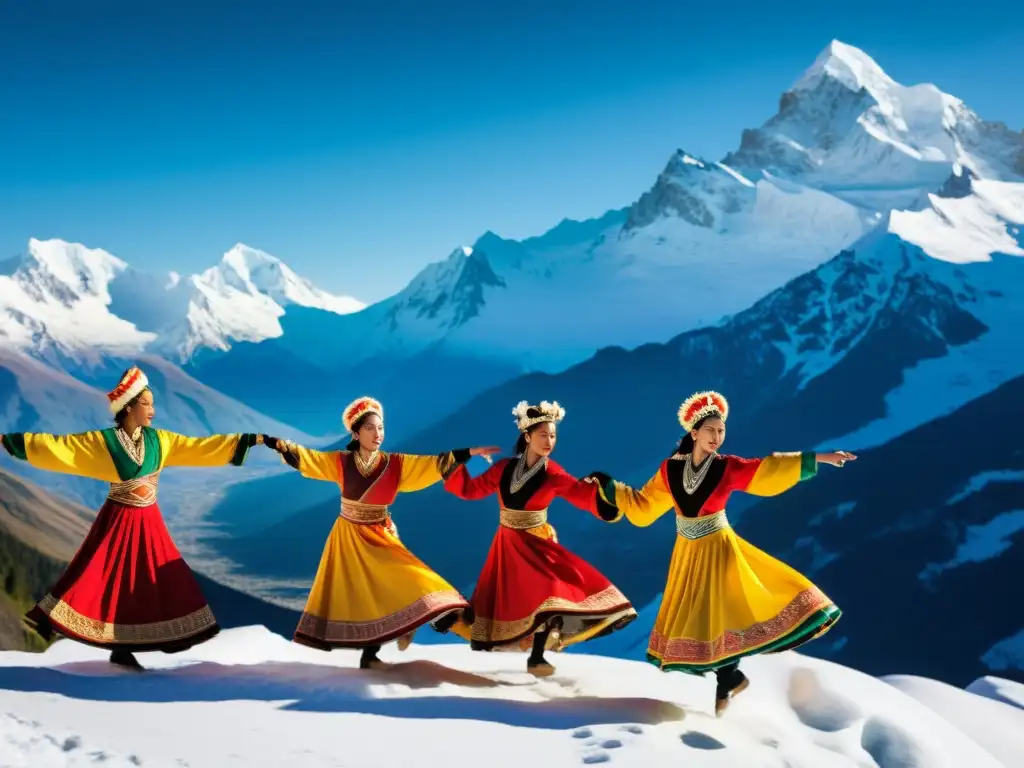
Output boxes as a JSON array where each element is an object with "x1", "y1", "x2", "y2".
[
  {"x1": 396, "y1": 449, "x2": 473, "y2": 493},
  {"x1": 157, "y1": 430, "x2": 260, "y2": 469},
  {"x1": 547, "y1": 463, "x2": 621, "y2": 522},
  {"x1": 275, "y1": 441, "x2": 344, "y2": 484},
  {"x1": 443, "y1": 458, "x2": 506, "y2": 501},
  {"x1": 723, "y1": 452, "x2": 818, "y2": 497},
  {"x1": 1, "y1": 430, "x2": 120, "y2": 482},
  {"x1": 607, "y1": 462, "x2": 676, "y2": 528}
]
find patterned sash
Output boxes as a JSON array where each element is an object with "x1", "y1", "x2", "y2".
[
  {"x1": 499, "y1": 507, "x2": 549, "y2": 530},
  {"x1": 340, "y1": 499, "x2": 390, "y2": 524},
  {"x1": 676, "y1": 509, "x2": 730, "y2": 540},
  {"x1": 107, "y1": 473, "x2": 160, "y2": 508}
]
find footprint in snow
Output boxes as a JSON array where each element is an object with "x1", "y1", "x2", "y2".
[
  {"x1": 572, "y1": 728, "x2": 593, "y2": 739},
  {"x1": 619, "y1": 724, "x2": 644, "y2": 734}
]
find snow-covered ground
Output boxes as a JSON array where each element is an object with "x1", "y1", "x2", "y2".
[{"x1": 1, "y1": 626, "x2": 1021, "y2": 767}]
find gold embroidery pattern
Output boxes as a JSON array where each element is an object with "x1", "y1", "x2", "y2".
[
  {"x1": 675, "y1": 510, "x2": 729, "y2": 540},
  {"x1": 340, "y1": 499, "x2": 390, "y2": 524},
  {"x1": 648, "y1": 588, "x2": 836, "y2": 665},
  {"x1": 471, "y1": 585, "x2": 632, "y2": 643},
  {"x1": 106, "y1": 473, "x2": 161, "y2": 507},
  {"x1": 499, "y1": 507, "x2": 549, "y2": 530},
  {"x1": 116, "y1": 427, "x2": 145, "y2": 466},
  {"x1": 38, "y1": 594, "x2": 216, "y2": 644},
  {"x1": 297, "y1": 590, "x2": 468, "y2": 644},
  {"x1": 353, "y1": 450, "x2": 382, "y2": 477}
]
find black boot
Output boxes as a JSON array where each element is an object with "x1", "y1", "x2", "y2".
[
  {"x1": 109, "y1": 649, "x2": 144, "y2": 671},
  {"x1": 526, "y1": 626, "x2": 555, "y2": 677},
  {"x1": 714, "y1": 662, "x2": 749, "y2": 716},
  {"x1": 359, "y1": 644, "x2": 386, "y2": 670}
]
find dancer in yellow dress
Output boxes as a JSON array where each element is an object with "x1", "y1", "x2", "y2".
[
  {"x1": 262, "y1": 395, "x2": 499, "y2": 669},
  {"x1": 598, "y1": 390, "x2": 855, "y2": 715}
]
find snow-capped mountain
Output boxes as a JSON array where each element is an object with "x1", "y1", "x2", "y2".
[
  {"x1": 151, "y1": 244, "x2": 365, "y2": 362},
  {"x1": 0, "y1": 239, "x2": 154, "y2": 366},
  {"x1": 260, "y1": 39, "x2": 1019, "y2": 406},
  {"x1": 1, "y1": 625, "x2": 1022, "y2": 768},
  {"x1": 723, "y1": 40, "x2": 1024, "y2": 210},
  {"x1": 0, "y1": 239, "x2": 364, "y2": 366}
]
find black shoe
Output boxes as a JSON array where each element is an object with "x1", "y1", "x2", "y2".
[{"x1": 109, "y1": 650, "x2": 144, "y2": 671}]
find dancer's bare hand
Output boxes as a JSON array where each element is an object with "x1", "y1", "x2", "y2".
[
  {"x1": 469, "y1": 445, "x2": 502, "y2": 464},
  {"x1": 817, "y1": 450, "x2": 857, "y2": 467}
]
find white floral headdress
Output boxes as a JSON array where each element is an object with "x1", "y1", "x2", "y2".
[{"x1": 512, "y1": 400, "x2": 566, "y2": 432}]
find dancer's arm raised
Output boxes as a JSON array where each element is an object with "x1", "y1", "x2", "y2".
[
  {"x1": 1, "y1": 430, "x2": 120, "y2": 481},
  {"x1": 545, "y1": 462, "x2": 621, "y2": 522},
  {"x1": 395, "y1": 446, "x2": 501, "y2": 493},
  {"x1": 157, "y1": 431, "x2": 262, "y2": 469},
  {"x1": 722, "y1": 450, "x2": 856, "y2": 497},
  {"x1": 261, "y1": 436, "x2": 343, "y2": 483}
]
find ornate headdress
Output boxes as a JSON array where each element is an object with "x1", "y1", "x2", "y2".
[
  {"x1": 512, "y1": 400, "x2": 565, "y2": 432},
  {"x1": 678, "y1": 390, "x2": 729, "y2": 432},
  {"x1": 343, "y1": 396, "x2": 384, "y2": 433},
  {"x1": 107, "y1": 366, "x2": 150, "y2": 415}
]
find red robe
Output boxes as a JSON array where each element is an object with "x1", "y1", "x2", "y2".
[{"x1": 444, "y1": 455, "x2": 636, "y2": 652}]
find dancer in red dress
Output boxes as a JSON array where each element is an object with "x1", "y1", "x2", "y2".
[
  {"x1": 443, "y1": 400, "x2": 637, "y2": 676},
  {"x1": 1, "y1": 367, "x2": 261, "y2": 670}
]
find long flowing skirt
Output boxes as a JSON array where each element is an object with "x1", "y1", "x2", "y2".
[
  {"x1": 648, "y1": 525, "x2": 841, "y2": 674},
  {"x1": 462, "y1": 523, "x2": 637, "y2": 652},
  {"x1": 293, "y1": 516, "x2": 469, "y2": 649},
  {"x1": 25, "y1": 500, "x2": 219, "y2": 652}
]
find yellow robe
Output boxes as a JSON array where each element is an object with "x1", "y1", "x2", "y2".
[
  {"x1": 285, "y1": 444, "x2": 470, "y2": 649},
  {"x1": 612, "y1": 452, "x2": 840, "y2": 673}
]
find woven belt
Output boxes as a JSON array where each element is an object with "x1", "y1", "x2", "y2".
[
  {"x1": 107, "y1": 474, "x2": 159, "y2": 507},
  {"x1": 499, "y1": 507, "x2": 548, "y2": 530},
  {"x1": 340, "y1": 500, "x2": 390, "y2": 524},
  {"x1": 676, "y1": 510, "x2": 729, "y2": 540}
]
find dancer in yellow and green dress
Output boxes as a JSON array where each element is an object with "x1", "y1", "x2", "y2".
[
  {"x1": 262, "y1": 395, "x2": 500, "y2": 670},
  {"x1": 0, "y1": 366, "x2": 261, "y2": 670},
  {"x1": 593, "y1": 390, "x2": 855, "y2": 715}
]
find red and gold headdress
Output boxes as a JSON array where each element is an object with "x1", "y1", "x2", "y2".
[
  {"x1": 678, "y1": 390, "x2": 729, "y2": 432},
  {"x1": 512, "y1": 400, "x2": 565, "y2": 432},
  {"x1": 343, "y1": 396, "x2": 384, "y2": 433},
  {"x1": 107, "y1": 366, "x2": 150, "y2": 415}
]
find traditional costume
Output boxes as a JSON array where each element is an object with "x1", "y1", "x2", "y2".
[
  {"x1": 1, "y1": 367, "x2": 260, "y2": 661},
  {"x1": 267, "y1": 396, "x2": 472, "y2": 665},
  {"x1": 443, "y1": 400, "x2": 637, "y2": 675},
  {"x1": 602, "y1": 391, "x2": 841, "y2": 712}
]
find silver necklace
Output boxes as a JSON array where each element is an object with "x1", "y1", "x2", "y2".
[
  {"x1": 116, "y1": 427, "x2": 145, "y2": 466},
  {"x1": 682, "y1": 452, "x2": 716, "y2": 495},
  {"x1": 510, "y1": 453, "x2": 546, "y2": 494}
]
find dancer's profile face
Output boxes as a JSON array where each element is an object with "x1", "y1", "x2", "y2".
[
  {"x1": 526, "y1": 422, "x2": 557, "y2": 457},
  {"x1": 356, "y1": 414, "x2": 384, "y2": 451},
  {"x1": 692, "y1": 416, "x2": 725, "y2": 454},
  {"x1": 130, "y1": 391, "x2": 155, "y2": 427}
]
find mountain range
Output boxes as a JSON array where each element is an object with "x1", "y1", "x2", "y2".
[{"x1": 1, "y1": 40, "x2": 1022, "y2": 683}]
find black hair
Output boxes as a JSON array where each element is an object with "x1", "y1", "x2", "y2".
[
  {"x1": 112, "y1": 368, "x2": 151, "y2": 427},
  {"x1": 346, "y1": 412, "x2": 378, "y2": 451},
  {"x1": 673, "y1": 412, "x2": 725, "y2": 456},
  {"x1": 514, "y1": 407, "x2": 554, "y2": 455}
]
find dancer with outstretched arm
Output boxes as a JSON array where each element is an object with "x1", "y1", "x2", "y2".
[
  {"x1": 443, "y1": 400, "x2": 637, "y2": 677},
  {"x1": 262, "y1": 395, "x2": 500, "y2": 670},
  {"x1": 1, "y1": 366, "x2": 262, "y2": 670},
  {"x1": 592, "y1": 390, "x2": 855, "y2": 714}
]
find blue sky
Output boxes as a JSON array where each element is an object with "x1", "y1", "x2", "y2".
[{"x1": 2, "y1": 1, "x2": 1022, "y2": 302}]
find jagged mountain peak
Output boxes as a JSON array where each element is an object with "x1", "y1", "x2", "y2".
[
  {"x1": 794, "y1": 39, "x2": 901, "y2": 97},
  {"x1": 624, "y1": 149, "x2": 756, "y2": 231}
]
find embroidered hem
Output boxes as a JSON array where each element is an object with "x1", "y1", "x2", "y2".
[
  {"x1": 33, "y1": 595, "x2": 218, "y2": 648},
  {"x1": 647, "y1": 591, "x2": 841, "y2": 672},
  {"x1": 294, "y1": 590, "x2": 469, "y2": 648},
  {"x1": 471, "y1": 585, "x2": 633, "y2": 644}
]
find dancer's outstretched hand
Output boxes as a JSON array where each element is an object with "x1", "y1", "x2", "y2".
[
  {"x1": 261, "y1": 434, "x2": 285, "y2": 452},
  {"x1": 469, "y1": 445, "x2": 502, "y2": 465},
  {"x1": 817, "y1": 450, "x2": 857, "y2": 467}
]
